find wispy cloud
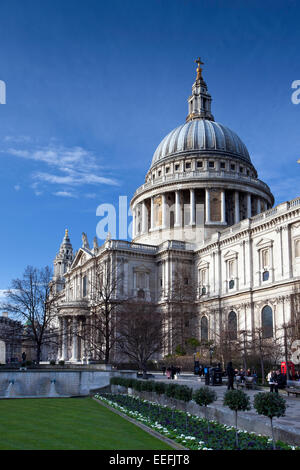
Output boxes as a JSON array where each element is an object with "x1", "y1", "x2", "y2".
[
  {"x1": 3, "y1": 135, "x2": 33, "y2": 144},
  {"x1": 2, "y1": 144, "x2": 119, "y2": 197},
  {"x1": 53, "y1": 191, "x2": 78, "y2": 198}
]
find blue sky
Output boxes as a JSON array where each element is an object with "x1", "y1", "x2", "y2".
[{"x1": 0, "y1": 0, "x2": 300, "y2": 291}]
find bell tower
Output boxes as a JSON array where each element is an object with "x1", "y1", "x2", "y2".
[{"x1": 53, "y1": 229, "x2": 73, "y2": 292}]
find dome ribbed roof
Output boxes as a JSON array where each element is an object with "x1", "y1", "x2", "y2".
[{"x1": 151, "y1": 119, "x2": 251, "y2": 168}]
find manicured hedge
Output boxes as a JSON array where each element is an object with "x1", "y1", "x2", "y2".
[
  {"x1": 110, "y1": 377, "x2": 192, "y2": 402},
  {"x1": 96, "y1": 394, "x2": 299, "y2": 450}
]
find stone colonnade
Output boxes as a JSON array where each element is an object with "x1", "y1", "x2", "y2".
[
  {"x1": 58, "y1": 315, "x2": 90, "y2": 363},
  {"x1": 132, "y1": 189, "x2": 268, "y2": 238}
]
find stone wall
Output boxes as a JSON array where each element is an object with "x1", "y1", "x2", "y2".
[
  {"x1": 0, "y1": 370, "x2": 136, "y2": 398},
  {"x1": 110, "y1": 386, "x2": 300, "y2": 446}
]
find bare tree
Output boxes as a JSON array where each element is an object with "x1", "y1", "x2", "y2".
[
  {"x1": 116, "y1": 301, "x2": 166, "y2": 377},
  {"x1": 251, "y1": 327, "x2": 282, "y2": 384},
  {"x1": 280, "y1": 287, "x2": 300, "y2": 373},
  {"x1": 168, "y1": 263, "x2": 197, "y2": 355},
  {"x1": 0, "y1": 266, "x2": 59, "y2": 364},
  {"x1": 290, "y1": 282, "x2": 300, "y2": 341},
  {"x1": 214, "y1": 327, "x2": 240, "y2": 369},
  {"x1": 78, "y1": 258, "x2": 125, "y2": 364}
]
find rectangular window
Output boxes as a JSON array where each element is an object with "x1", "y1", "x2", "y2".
[
  {"x1": 231, "y1": 164, "x2": 235, "y2": 171},
  {"x1": 166, "y1": 167, "x2": 170, "y2": 173},
  {"x1": 209, "y1": 161, "x2": 215, "y2": 168},
  {"x1": 197, "y1": 161, "x2": 203, "y2": 168},
  {"x1": 175, "y1": 164, "x2": 180, "y2": 171},
  {"x1": 185, "y1": 162, "x2": 191, "y2": 169},
  {"x1": 220, "y1": 162, "x2": 225, "y2": 169}
]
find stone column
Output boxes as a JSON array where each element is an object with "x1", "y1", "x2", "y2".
[
  {"x1": 142, "y1": 201, "x2": 148, "y2": 233},
  {"x1": 205, "y1": 189, "x2": 211, "y2": 223},
  {"x1": 61, "y1": 316, "x2": 68, "y2": 361},
  {"x1": 165, "y1": 258, "x2": 169, "y2": 295},
  {"x1": 71, "y1": 316, "x2": 78, "y2": 362},
  {"x1": 174, "y1": 190, "x2": 181, "y2": 227},
  {"x1": 221, "y1": 190, "x2": 226, "y2": 223},
  {"x1": 234, "y1": 191, "x2": 240, "y2": 224},
  {"x1": 133, "y1": 271, "x2": 137, "y2": 297},
  {"x1": 57, "y1": 317, "x2": 62, "y2": 360},
  {"x1": 247, "y1": 193, "x2": 252, "y2": 219},
  {"x1": 162, "y1": 193, "x2": 167, "y2": 229},
  {"x1": 150, "y1": 197, "x2": 154, "y2": 230},
  {"x1": 85, "y1": 316, "x2": 91, "y2": 362},
  {"x1": 132, "y1": 207, "x2": 136, "y2": 238},
  {"x1": 257, "y1": 198, "x2": 261, "y2": 214},
  {"x1": 124, "y1": 260, "x2": 129, "y2": 296},
  {"x1": 189, "y1": 188, "x2": 196, "y2": 225}
]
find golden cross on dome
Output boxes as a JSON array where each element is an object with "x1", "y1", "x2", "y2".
[
  {"x1": 65, "y1": 228, "x2": 69, "y2": 237},
  {"x1": 195, "y1": 57, "x2": 204, "y2": 80}
]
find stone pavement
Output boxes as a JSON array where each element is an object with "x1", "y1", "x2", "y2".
[{"x1": 150, "y1": 373, "x2": 300, "y2": 446}]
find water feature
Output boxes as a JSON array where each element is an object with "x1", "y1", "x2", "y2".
[
  {"x1": 49, "y1": 379, "x2": 59, "y2": 397},
  {"x1": 5, "y1": 380, "x2": 14, "y2": 398},
  {"x1": 0, "y1": 369, "x2": 135, "y2": 398}
]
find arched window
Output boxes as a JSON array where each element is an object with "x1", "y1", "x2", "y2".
[
  {"x1": 262, "y1": 305, "x2": 273, "y2": 338},
  {"x1": 137, "y1": 289, "x2": 145, "y2": 299},
  {"x1": 228, "y1": 311, "x2": 237, "y2": 340},
  {"x1": 201, "y1": 316, "x2": 208, "y2": 341},
  {"x1": 262, "y1": 271, "x2": 269, "y2": 282}
]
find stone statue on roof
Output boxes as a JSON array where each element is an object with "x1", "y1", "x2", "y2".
[{"x1": 82, "y1": 232, "x2": 90, "y2": 249}]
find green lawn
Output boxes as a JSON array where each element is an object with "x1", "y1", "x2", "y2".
[{"x1": 0, "y1": 398, "x2": 173, "y2": 450}]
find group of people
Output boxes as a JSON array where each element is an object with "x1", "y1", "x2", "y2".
[
  {"x1": 234, "y1": 368, "x2": 257, "y2": 382},
  {"x1": 267, "y1": 369, "x2": 287, "y2": 393},
  {"x1": 226, "y1": 362, "x2": 292, "y2": 393},
  {"x1": 226, "y1": 362, "x2": 258, "y2": 390},
  {"x1": 162, "y1": 365, "x2": 181, "y2": 379}
]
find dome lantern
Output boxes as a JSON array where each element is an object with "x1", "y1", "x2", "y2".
[{"x1": 186, "y1": 57, "x2": 214, "y2": 122}]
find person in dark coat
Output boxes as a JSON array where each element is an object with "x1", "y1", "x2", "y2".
[
  {"x1": 273, "y1": 369, "x2": 286, "y2": 392},
  {"x1": 226, "y1": 361, "x2": 235, "y2": 390}
]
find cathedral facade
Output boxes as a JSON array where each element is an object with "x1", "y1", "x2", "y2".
[{"x1": 52, "y1": 62, "x2": 300, "y2": 363}]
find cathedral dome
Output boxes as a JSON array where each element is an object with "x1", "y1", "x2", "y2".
[{"x1": 151, "y1": 119, "x2": 251, "y2": 168}]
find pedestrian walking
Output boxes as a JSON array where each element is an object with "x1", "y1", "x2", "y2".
[{"x1": 226, "y1": 361, "x2": 235, "y2": 390}]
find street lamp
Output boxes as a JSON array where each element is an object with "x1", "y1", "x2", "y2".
[
  {"x1": 209, "y1": 346, "x2": 214, "y2": 366},
  {"x1": 240, "y1": 330, "x2": 247, "y2": 370}
]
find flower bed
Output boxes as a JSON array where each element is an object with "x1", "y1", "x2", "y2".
[{"x1": 94, "y1": 393, "x2": 299, "y2": 451}]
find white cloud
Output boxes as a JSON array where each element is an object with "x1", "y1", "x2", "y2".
[
  {"x1": 53, "y1": 191, "x2": 78, "y2": 198},
  {"x1": 2, "y1": 144, "x2": 119, "y2": 196},
  {"x1": 4, "y1": 135, "x2": 32, "y2": 143},
  {"x1": 14, "y1": 185, "x2": 21, "y2": 191}
]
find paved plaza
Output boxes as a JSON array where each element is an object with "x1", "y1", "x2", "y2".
[{"x1": 150, "y1": 373, "x2": 300, "y2": 445}]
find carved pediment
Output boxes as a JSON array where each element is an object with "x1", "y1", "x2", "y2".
[
  {"x1": 223, "y1": 250, "x2": 238, "y2": 260},
  {"x1": 133, "y1": 264, "x2": 150, "y2": 273},
  {"x1": 198, "y1": 259, "x2": 210, "y2": 269},
  {"x1": 70, "y1": 248, "x2": 93, "y2": 269},
  {"x1": 291, "y1": 222, "x2": 300, "y2": 233},
  {"x1": 256, "y1": 237, "x2": 273, "y2": 249}
]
